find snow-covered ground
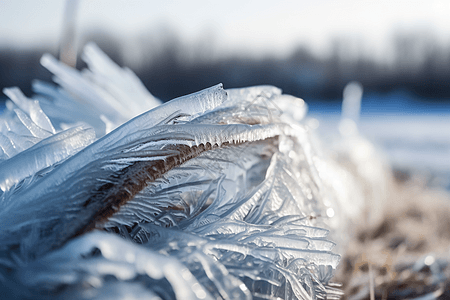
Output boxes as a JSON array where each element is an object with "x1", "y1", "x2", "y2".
[{"x1": 310, "y1": 107, "x2": 450, "y2": 189}]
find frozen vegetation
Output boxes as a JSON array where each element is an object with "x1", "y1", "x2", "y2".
[{"x1": 0, "y1": 44, "x2": 389, "y2": 299}]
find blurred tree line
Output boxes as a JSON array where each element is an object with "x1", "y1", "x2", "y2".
[{"x1": 1, "y1": 29, "x2": 450, "y2": 102}]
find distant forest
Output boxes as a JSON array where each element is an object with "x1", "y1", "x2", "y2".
[{"x1": 1, "y1": 30, "x2": 450, "y2": 102}]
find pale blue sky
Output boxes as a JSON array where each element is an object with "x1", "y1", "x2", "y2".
[{"x1": 1, "y1": 0, "x2": 449, "y2": 61}]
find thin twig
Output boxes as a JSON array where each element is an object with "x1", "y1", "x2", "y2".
[{"x1": 369, "y1": 262, "x2": 375, "y2": 300}]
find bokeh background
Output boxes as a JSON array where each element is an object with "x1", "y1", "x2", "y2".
[{"x1": 1, "y1": 0, "x2": 450, "y2": 184}]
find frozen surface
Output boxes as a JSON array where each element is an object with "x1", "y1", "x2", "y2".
[
  {"x1": 0, "y1": 45, "x2": 389, "y2": 299},
  {"x1": 310, "y1": 112, "x2": 450, "y2": 190}
]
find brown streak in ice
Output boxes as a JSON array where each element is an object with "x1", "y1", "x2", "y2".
[
  {"x1": 73, "y1": 142, "x2": 218, "y2": 238},
  {"x1": 72, "y1": 137, "x2": 277, "y2": 239}
]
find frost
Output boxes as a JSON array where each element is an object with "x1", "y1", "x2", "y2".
[
  {"x1": 0, "y1": 84, "x2": 228, "y2": 221},
  {"x1": 82, "y1": 43, "x2": 161, "y2": 117},
  {"x1": 0, "y1": 44, "x2": 381, "y2": 300},
  {"x1": 10, "y1": 232, "x2": 218, "y2": 300},
  {"x1": 38, "y1": 44, "x2": 161, "y2": 136}
]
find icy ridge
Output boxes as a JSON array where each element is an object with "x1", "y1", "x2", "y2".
[
  {"x1": 0, "y1": 84, "x2": 227, "y2": 215},
  {"x1": 0, "y1": 122, "x2": 293, "y2": 255}
]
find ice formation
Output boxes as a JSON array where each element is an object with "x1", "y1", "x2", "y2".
[{"x1": 0, "y1": 44, "x2": 384, "y2": 299}]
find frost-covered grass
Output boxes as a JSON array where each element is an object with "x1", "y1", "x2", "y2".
[{"x1": 336, "y1": 176, "x2": 450, "y2": 299}]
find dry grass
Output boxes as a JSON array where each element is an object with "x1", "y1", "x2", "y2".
[{"x1": 334, "y1": 173, "x2": 450, "y2": 299}]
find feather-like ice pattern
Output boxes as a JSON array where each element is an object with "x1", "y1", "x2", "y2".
[
  {"x1": 104, "y1": 140, "x2": 276, "y2": 230},
  {"x1": 0, "y1": 85, "x2": 97, "y2": 192},
  {"x1": 41, "y1": 53, "x2": 128, "y2": 127},
  {"x1": 0, "y1": 123, "x2": 291, "y2": 257},
  {"x1": 7, "y1": 232, "x2": 217, "y2": 300},
  {"x1": 39, "y1": 44, "x2": 161, "y2": 136},
  {"x1": 0, "y1": 84, "x2": 227, "y2": 223},
  {"x1": 0, "y1": 43, "x2": 382, "y2": 300}
]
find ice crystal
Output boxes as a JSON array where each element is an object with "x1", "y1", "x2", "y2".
[{"x1": 0, "y1": 44, "x2": 383, "y2": 300}]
